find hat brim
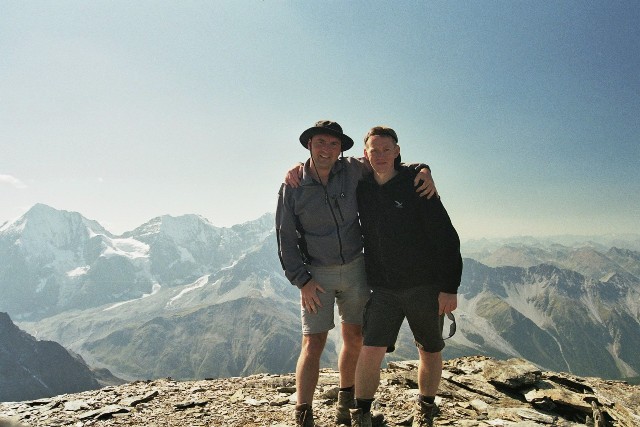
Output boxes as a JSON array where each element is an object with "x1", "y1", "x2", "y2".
[{"x1": 299, "y1": 127, "x2": 354, "y2": 151}]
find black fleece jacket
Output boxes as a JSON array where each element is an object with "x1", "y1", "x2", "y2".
[{"x1": 356, "y1": 168, "x2": 462, "y2": 293}]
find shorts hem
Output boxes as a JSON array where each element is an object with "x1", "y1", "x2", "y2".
[{"x1": 302, "y1": 325, "x2": 335, "y2": 335}]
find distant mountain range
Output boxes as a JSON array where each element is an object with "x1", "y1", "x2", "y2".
[
  {"x1": 1, "y1": 204, "x2": 639, "y2": 401},
  {"x1": 0, "y1": 203, "x2": 275, "y2": 320}
]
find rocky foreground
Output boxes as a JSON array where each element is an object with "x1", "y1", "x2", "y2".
[{"x1": 1, "y1": 356, "x2": 639, "y2": 427}]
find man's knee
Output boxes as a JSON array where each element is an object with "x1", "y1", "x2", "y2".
[
  {"x1": 301, "y1": 333, "x2": 328, "y2": 357},
  {"x1": 340, "y1": 323, "x2": 363, "y2": 351},
  {"x1": 360, "y1": 345, "x2": 387, "y2": 363},
  {"x1": 418, "y1": 348, "x2": 442, "y2": 364}
]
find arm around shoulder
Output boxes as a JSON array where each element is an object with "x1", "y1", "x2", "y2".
[{"x1": 400, "y1": 163, "x2": 437, "y2": 198}]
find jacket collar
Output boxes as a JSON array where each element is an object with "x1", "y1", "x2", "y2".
[
  {"x1": 301, "y1": 158, "x2": 345, "y2": 186},
  {"x1": 363, "y1": 166, "x2": 411, "y2": 186}
]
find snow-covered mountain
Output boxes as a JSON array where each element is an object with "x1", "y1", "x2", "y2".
[
  {"x1": 464, "y1": 238, "x2": 640, "y2": 282},
  {"x1": 0, "y1": 204, "x2": 275, "y2": 320},
  {"x1": 3, "y1": 204, "x2": 640, "y2": 382},
  {"x1": 2, "y1": 204, "x2": 300, "y2": 381}
]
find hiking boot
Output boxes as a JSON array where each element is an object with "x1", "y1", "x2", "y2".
[
  {"x1": 295, "y1": 403, "x2": 315, "y2": 427},
  {"x1": 349, "y1": 408, "x2": 372, "y2": 427},
  {"x1": 370, "y1": 410, "x2": 385, "y2": 427},
  {"x1": 412, "y1": 400, "x2": 437, "y2": 427},
  {"x1": 336, "y1": 390, "x2": 355, "y2": 425}
]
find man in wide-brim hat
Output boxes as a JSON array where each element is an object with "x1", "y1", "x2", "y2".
[
  {"x1": 276, "y1": 120, "x2": 437, "y2": 426},
  {"x1": 298, "y1": 120, "x2": 355, "y2": 151}
]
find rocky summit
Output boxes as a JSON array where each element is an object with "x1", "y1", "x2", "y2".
[{"x1": 1, "y1": 356, "x2": 639, "y2": 427}]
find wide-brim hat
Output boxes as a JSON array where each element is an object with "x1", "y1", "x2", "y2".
[{"x1": 299, "y1": 120, "x2": 354, "y2": 151}]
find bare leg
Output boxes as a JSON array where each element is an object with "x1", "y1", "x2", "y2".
[
  {"x1": 418, "y1": 348, "x2": 442, "y2": 397},
  {"x1": 354, "y1": 345, "x2": 387, "y2": 399},
  {"x1": 296, "y1": 332, "x2": 328, "y2": 405},
  {"x1": 338, "y1": 323, "x2": 363, "y2": 388}
]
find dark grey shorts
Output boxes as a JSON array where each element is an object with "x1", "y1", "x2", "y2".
[{"x1": 362, "y1": 286, "x2": 445, "y2": 353}]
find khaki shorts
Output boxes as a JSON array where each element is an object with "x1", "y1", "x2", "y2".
[
  {"x1": 363, "y1": 285, "x2": 445, "y2": 353},
  {"x1": 302, "y1": 254, "x2": 370, "y2": 335}
]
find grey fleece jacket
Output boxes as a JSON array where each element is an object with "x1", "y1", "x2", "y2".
[{"x1": 276, "y1": 157, "x2": 368, "y2": 288}]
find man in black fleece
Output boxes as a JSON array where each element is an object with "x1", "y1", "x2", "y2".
[{"x1": 350, "y1": 126, "x2": 462, "y2": 427}]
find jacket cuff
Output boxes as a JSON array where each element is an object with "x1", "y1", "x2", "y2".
[
  {"x1": 441, "y1": 285, "x2": 459, "y2": 294},
  {"x1": 399, "y1": 163, "x2": 430, "y2": 172},
  {"x1": 296, "y1": 275, "x2": 312, "y2": 289}
]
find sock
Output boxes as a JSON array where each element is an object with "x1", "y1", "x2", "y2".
[
  {"x1": 419, "y1": 395, "x2": 435, "y2": 404},
  {"x1": 355, "y1": 398, "x2": 374, "y2": 414},
  {"x1": 339, "y1": 385, "x2": 354, "y2": 393}
]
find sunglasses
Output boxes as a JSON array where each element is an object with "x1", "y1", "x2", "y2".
[{"x1": 443, "y1": 312, "x2": 457, "y2": 340}]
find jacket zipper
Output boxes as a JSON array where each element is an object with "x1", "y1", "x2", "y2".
[
  {"x1": 319, "y1": 185, "x2": 345, "y2": 265},
  {"x1": 326, "y1": 195, "x2": 345, "y2": 264},
  {"x1": 334, "y1": 197, "x2": 345, "y2": 222},
  {"x1": 375, "y1": 186, "x2": 391, "y2": 284}
]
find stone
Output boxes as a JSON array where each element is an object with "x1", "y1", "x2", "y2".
[
  {"x1": 483, "y1": 358, "x2": 542, "y2": 389},
  {"x1": 524, "y1": 383, "x2": 593, "y2": 412},
  {"x1": 62, "y1": 400, "x2": 89, "y2": 411},
  {"x1": 119, "y1": 390, "x2": 159, "y2": 406}
]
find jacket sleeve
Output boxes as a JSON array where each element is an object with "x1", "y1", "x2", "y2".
[
  {"x1": 345, "y1": 157, "x2": 371, "y2": 180},
  {"x1": 419, "y1": 195, "x2": 463, "y2": 294},
  {"x1": 275, "y1": 184, "x2": 312, "y2": 289},
  {"x1": 401, "y1": 163, "x2": 430, "y2": 172}
]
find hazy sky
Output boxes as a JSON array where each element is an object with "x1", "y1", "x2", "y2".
[{"x1": 1, "y1": 1, "x2": 638, "y2": 239}]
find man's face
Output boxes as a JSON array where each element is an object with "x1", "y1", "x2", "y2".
[
  {"x1": 309, "y1": 133, "x2": 342, "y2": 170},
  {"x1": 364, "y1": 135, "x2": 400, "y2": 175}
]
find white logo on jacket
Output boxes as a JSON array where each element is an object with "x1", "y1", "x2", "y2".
[{"x1": 394, "y1": 201, "x2": 403, "y2": 209}]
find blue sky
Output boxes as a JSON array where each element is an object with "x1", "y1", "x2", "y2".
[{"x1": 1, "y1": 1, "x2": 638, "y2": 239}]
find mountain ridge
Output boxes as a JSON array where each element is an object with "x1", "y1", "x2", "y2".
[
  {"x1": 2, "y1": 204, "x2": 639, "y2": 398},
  {"x1": 0, "y1": 205, "x2": 276, "y2": 320},
  {"x1": 0, "y1": 312, "x2": 122, "y2": 402}
]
